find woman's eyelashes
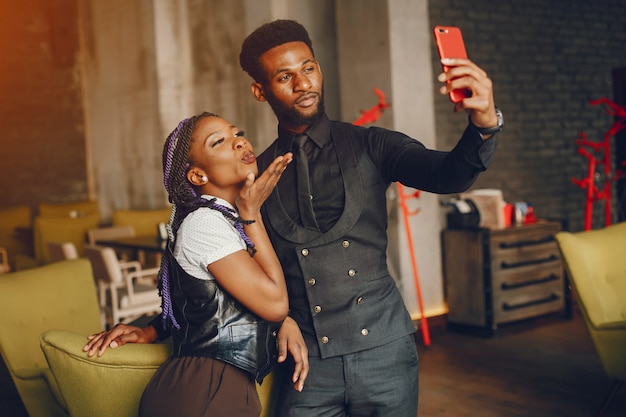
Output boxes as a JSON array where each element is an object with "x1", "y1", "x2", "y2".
[{"x1": 210, "y1": 130, "x2": 244, "y2": 147}]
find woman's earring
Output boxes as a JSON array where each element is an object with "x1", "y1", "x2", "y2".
[{"x1": 201, "y1": 175, "x2": 208, "y2": 182}]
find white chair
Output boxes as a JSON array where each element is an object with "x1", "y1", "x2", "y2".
[
  {"x1": 0, "y1": 247, "x2": 10, "y2": 274},
  {"x1": 87, "y1": 225, "x2": 136, "y2": 262},
  {"x1": 47, "y1": 241, "x2": 79, "y2": 262},
  {"x1": 83, "y1": 245, "x2": 161, "y2": 329},
  {"x1": 87, "y1": 225, "x2": 135, "y2": 245}
]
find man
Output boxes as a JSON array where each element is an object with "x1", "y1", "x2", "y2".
[
  {"x1": 84, "y1": 19, "x2": 500, "y2": 417},
  {"x1": 239, "y1": 19, "x2": 500, "y2": 416}
]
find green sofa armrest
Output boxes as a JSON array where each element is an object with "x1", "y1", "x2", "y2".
[
  {"x1": 12, "y1": 367, "x2": 47, "y2": 380},
  {"x1": 595, "y1": 320, "x2": 626, "y2": 331},
  {"x1": 40, "y1": 329, "x2": 172, "y2": 417}
]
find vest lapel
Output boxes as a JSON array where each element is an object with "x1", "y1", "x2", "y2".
[{"x1": 264, "y1": 122, "x2": 364, "y2": 245}]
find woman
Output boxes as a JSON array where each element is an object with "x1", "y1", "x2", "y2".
[{"x1": 85, "y1": 112, "x2": 292, "y2": 416}]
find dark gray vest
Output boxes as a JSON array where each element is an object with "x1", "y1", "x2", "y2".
[{"x1": 259, "y1": 121, "x2": 415, "y2": 359}]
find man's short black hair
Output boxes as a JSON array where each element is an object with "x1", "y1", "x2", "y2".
[{"x1": 239, "y1": 19, "x2": 314, "y2": 83}]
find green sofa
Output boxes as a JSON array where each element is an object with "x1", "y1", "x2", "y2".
[
  {"x1": 555, "y1": 221, "x2": 626, "y2": 416},
  {"x1": 0, "y1": 258, "x2": 103, "y2": 417}
]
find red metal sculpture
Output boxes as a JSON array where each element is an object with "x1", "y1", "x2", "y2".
[
  {"x1": 572, "y1": 98, "x2": 626, "y2": 230},
  {"x1": 352, "y1": 89, "x2": 431, "y2": 346},
  {"x1": 352, "y1": 88, "x2": 391, "y2": 126}
]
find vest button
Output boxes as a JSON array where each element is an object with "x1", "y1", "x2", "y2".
[
  {"x1": 313, "y1": 305, "x2": 322, "y2": 313},
  {"x1": 341, "y1": 240, "x2": 350, "y2": 248},
  {"x1": 301, "y1": 248, "x2": 309, "y2": 256},
  {"x1": 308, "y1": 278, "x2": 316, "y2": 286},
  {"x1": 348, "y1": 269, "x2": 356, "y2": 277},
  {"x1": 361, "y1": 328, "x2": 369, "y2": 336},
  {"x1": 321, "y1": 336, "x2": 329, "y2": 344}
]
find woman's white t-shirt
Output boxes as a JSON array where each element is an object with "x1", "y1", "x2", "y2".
[{"x1": 172, "y1": 196, "x2": 246, "y2": 281}]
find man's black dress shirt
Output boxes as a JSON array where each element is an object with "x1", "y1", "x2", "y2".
[{"x1": 274, "y1": 113, "x2": 496, "y2": 233}]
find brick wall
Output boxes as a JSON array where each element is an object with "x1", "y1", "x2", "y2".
[
  {"x1": 429, "y1": 0, "x2": 626, "y2": 231},
  {"x1": 0, "y1": 0, "x2": 87, "y2": 216}
]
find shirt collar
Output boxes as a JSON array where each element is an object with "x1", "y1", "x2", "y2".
[
  {"x1": 277, "y1": 113, "x2": 331, "y2": 152},
  {"x1": 199, "y1": 194, "x2": 235, "y2": 211}
]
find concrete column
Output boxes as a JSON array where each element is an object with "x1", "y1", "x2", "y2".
[
  {"x1": 153, "y1": 0, "x2": 195, "y2": 139},
  {"x1": 336, "y1": 0, "x2": 446, "y2": 319},
  {"x1": 80, "y1": 0, "x2": 165, "y2": 220},
  {"x1": 241, "y1": 0, "x2": 339, "y2": 151}
]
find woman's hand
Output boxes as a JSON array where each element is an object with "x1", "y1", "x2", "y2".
[
  {"x1": 83, "y1": 323, "x2": 157, "y2": 357},
  {"x1": 237, "y1": 153, "x2": 292, "y2": 218},
  {"x1": 277, "y1": 316, "x2": 309, "y2": 392}
]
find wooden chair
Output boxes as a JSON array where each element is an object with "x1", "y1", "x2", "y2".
[
  {"x1": 0, "y1": 246, "x2": 10, "y2": 274},
  {"x1": 46, "y1": 242, "x2": 79, "y2": 262},
  {"x1": 111, "y1": 209, "x2": 170, "y2": 267},
  {"x1": 83, "y1": 245, "x2": 161, "y2": 328},
  {"x1": 87, "y1": 225, "x2": 135, "y2": 246},
  {"x1": 87, "y1": 225, "x2": 136, "y2": 262}
]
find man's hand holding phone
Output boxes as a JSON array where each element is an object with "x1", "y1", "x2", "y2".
[{"x1": 433, "y1": 25, "x2": 501, "y2": 136}]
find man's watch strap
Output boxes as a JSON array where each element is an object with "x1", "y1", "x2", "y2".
[{"x1": 470, "y1": 107, "x2": 503, "y2": 136}]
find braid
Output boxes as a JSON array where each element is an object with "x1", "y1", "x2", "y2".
[
  {"x1": 157, "y1": 112, "x2": 257, "y2": 331},
  {"x1": 158, "y1": 112, "x2": 215, "y2": 330}
]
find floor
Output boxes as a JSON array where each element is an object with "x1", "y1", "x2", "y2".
[
  {"x1": 416, "y1": 306, "x2": 626, "y2": 417},
  {"x1": 1, "y1": 306, "x2": 624, "y2": 417}
]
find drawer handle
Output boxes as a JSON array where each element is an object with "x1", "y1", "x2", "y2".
[
  {"x1": 500, "y1": 254, "x2": 558, "y2": 269},
  {"x1": 500, "y1": 274, "x2": 559, "y2": 290},
  {"x1": 502, "y1": 293, "x2": 560, "y2": 311},
  {"x1": 498, "y1": 236, "x2": 554, "y2": 249}
]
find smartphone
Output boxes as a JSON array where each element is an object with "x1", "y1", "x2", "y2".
[{"x1": 433, "y1": 25, "x2": 470, "y2": 103}]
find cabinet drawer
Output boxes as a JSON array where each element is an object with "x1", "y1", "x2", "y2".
[
  {"x1": 490, "y1": 242, "x2": 561, "y2": 275},
  {"x1": 492, "y1": 264, "x2": 563, "y2": 295},
  {"x1": 489, "y1": 223, "x2": 561, "y2": 258},
  {"x1": 493, "y1": 277, "x2": 564, "y2": 324}
]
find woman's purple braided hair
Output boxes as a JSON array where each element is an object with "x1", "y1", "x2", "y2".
[{"x1": 157, "y1": 112, "x2": 256, "y2": 331}]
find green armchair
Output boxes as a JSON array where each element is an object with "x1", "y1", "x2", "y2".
[
  {"x1": 40, "y1": 329, "x2": 277, "y2": 417},
  {"x1": 40, "y1": 329, "x2": 171, "y2": 417},
  {"x1": 0, "y1": 256, "x2": 278, "y2": 416},
  {"x1": 555, "y1": 221, "x2": 626, "y2": 416},
  {"x1": 0, "y1": 258, "x2": 103, "y2": 417}
]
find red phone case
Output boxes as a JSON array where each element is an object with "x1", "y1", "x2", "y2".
[{"x1": 434, "y1": 26, "x2": 469, "y2": 103}]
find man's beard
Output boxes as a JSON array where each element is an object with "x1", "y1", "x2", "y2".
[{"x1": 264, "y1": 87, "x2": 325, "y2": 127}]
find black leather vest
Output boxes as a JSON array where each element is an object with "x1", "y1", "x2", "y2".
[{"x1": 167, "y1": 255, "x2": 279, "y2": 383}]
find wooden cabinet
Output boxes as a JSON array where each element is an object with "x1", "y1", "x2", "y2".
[{"x1": 442, "y1": 221, "x2": 571, "y2": 336}]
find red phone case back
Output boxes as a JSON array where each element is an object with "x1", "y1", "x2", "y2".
[{"x1": 434, "y1": 26, "x2": 469, "y2": 103}]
